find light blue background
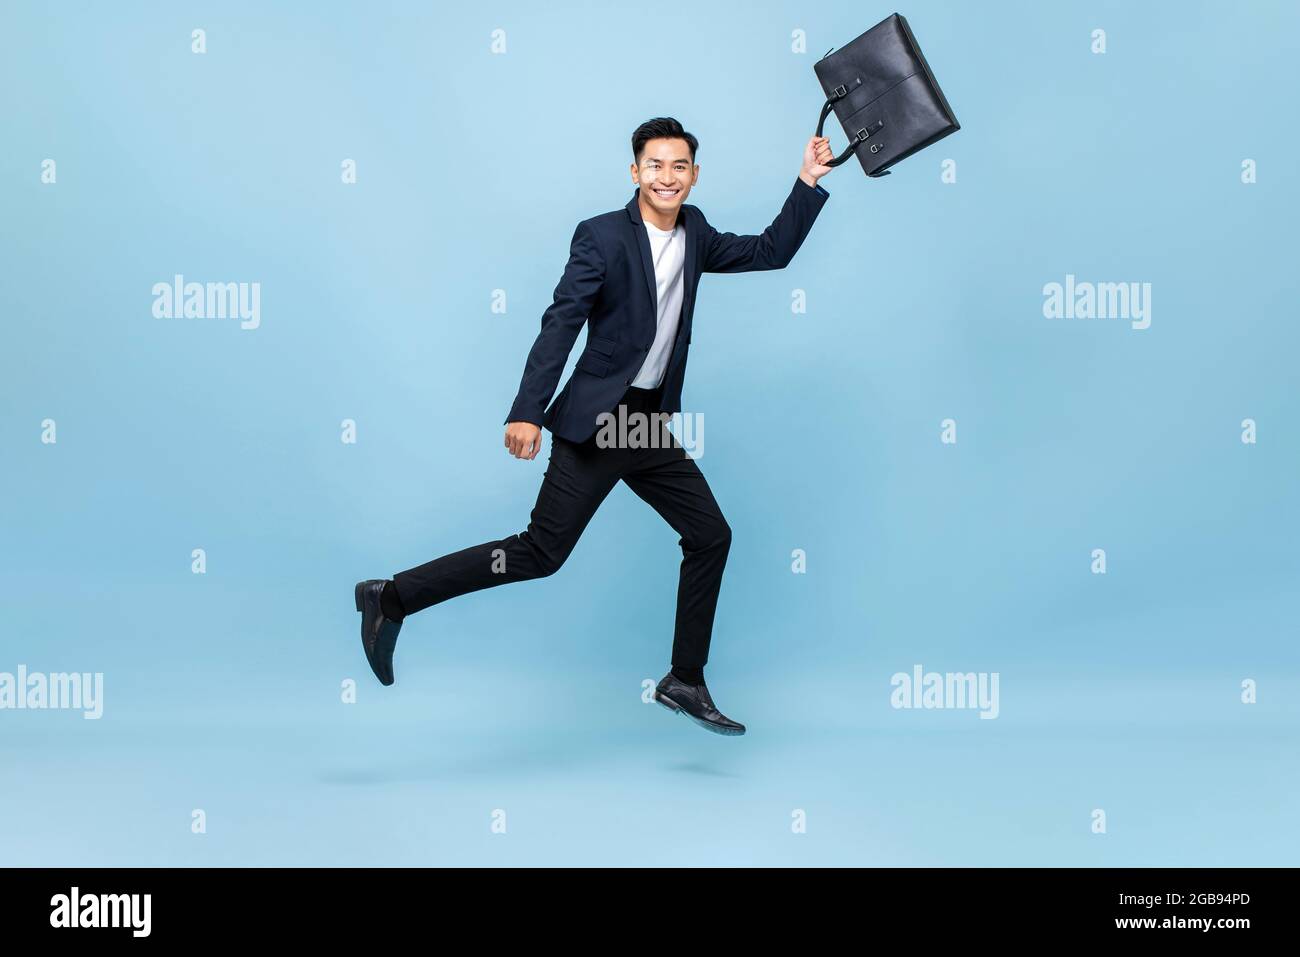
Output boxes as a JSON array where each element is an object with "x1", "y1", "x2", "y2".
[{"x1": 2, "y1": 0, "x2": 1296, "y2": 866}]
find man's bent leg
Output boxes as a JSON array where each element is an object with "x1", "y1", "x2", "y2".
[
  {"x1": 392, "y1": 435, "x2": 620, "y2": 616},
  {"x1": 621, "y1": 430, "x2": 731, "y2": 671}
]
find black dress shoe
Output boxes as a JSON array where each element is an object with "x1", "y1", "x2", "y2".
[
  {"x1": 355, "y1": 580, "x2": 402, "y2": 686},
  {"x1": 654, "y1": 673, "x2": 746, "y2": 735}
]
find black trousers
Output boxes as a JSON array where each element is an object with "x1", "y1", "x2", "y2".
[{"x1": 391, "y1": 385, "x2": 731, "y2": 670}]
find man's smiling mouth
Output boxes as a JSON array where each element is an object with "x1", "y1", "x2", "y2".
[{"x1": 653, "y1": 188, "x2": 680, "y2": 198}]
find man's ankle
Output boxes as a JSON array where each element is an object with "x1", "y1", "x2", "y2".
[
  {"x1": 380, "y1": 580, "x2": 406, "y2": 621},
  {"x1": 671, "y1": 665, "x2": 704, "y2": 685}
]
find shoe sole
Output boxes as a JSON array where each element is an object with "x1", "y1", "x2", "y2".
[{"x1": 654, "y1": 691, "x2": 745, "y2": 736}]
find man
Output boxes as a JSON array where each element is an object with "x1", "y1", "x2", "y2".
[{"x1": 356, "y1": 117, "x2": 834, "y2": 735}]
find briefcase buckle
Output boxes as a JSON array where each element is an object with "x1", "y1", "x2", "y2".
[
  {"x1": 855, "y1": 119, "x2": 885, "y2": 144},
  {"x1": 831, "y1": 84, "x2": 847, "y2": 99}
]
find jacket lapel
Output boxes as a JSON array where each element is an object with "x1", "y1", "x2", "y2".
[
  {"x1": 626, "y1": 189, "x2": 660, "y2": 314},
  {"x1": 626, "y1": 188, "x2": 697, "y2": 338},
  {"x1": 681, "y1": 209, "x2": 696, "y2": 328}
]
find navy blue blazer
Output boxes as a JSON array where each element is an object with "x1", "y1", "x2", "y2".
[{"x1": 505, "y1": 175, "x2": 831, "y2": 443}]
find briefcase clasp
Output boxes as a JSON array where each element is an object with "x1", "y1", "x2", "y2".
[{"x1": 855, "y1": 118, "x2": 884, "y2": 144}]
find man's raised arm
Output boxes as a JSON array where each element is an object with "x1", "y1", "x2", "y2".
[{"x1": 701, "y1": 135, "x2": 834, "y2": 273}]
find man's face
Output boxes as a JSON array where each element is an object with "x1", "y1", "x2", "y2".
[{"x1": 631, "y1": 137, "x2": 698, "y2": 216}]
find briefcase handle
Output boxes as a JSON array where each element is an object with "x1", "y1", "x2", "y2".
[{"x1": 814, "y1": 68, "x2": 893, "y2": 177}]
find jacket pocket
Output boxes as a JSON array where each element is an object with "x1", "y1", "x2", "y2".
[
  {"x1": 576, "y1": 348, "x2": 611, "y2": 377},
  {"x1": 587, "y1": 335, "x2": 616, "y2": 357}
]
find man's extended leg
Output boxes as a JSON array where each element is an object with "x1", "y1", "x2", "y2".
[{"x1": 391, "y1": 433, "x2": 621, "y2": 616}]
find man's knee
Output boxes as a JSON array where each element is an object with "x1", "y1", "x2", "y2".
[
  {"x1": 517, "y1": 530, "x2": 571, "y2": 578},
  {"x1": 688, "y1": 519, "x2": 731, "y2": 554},
  {"x1": 535, "y1": 550, "x2": 566, "y2": 577}
]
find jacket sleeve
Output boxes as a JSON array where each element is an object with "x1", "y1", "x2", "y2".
[
  {"x1": 701, "y1": 176, "x2": 830, "y2": 273},
  {"x1": 504, "y1": 220, "x2": 606, "y2": 427}
]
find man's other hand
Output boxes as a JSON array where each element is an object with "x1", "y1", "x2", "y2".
[{"x1": 505, "y1": 421, "x2": 542, "y2": 459}]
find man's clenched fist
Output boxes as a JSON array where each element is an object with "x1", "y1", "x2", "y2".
[
  {"x1": 504, "y1": 421, "x2": 542, "y2": 459},
  {"x1": 800, "y1": 134, "x2": 835, "y2": 186}
]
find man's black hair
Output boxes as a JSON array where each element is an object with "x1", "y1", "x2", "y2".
[{"x1": 632, "y1": 117, "x2": 699, "y2": 166}]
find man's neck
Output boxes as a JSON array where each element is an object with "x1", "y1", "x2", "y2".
[{"x1": 638, "y1": 193, "x2": 678, "y2": 232}]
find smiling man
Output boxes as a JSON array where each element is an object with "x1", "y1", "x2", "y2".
[{"x1": 355, "y1": 117, "x2": 834, "y2": 736}]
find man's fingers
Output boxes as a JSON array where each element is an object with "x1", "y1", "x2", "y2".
[{"x1": 503, "y1": 424, "x2": 540, "y2": 459}]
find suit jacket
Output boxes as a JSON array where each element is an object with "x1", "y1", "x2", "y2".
[{"x1": 505, "y1": 175, "x2": 831, "y2": 443}]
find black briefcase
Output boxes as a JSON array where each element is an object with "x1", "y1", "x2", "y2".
[{"x1": 813, "y1": 12, "x2": 960, "y2": 178}]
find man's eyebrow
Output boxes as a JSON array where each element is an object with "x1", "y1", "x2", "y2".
[{"x1": 643, "y1": 157, "x2": 691, "y2": 164}]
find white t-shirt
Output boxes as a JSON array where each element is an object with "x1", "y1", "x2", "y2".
[{"x1": 630, "y1": 220, "x2": 686, "y2": 389}]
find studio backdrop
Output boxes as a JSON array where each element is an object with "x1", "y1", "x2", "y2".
[{"x1": 2, "y1": 0, "x2": 1297, "y2": 867}]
